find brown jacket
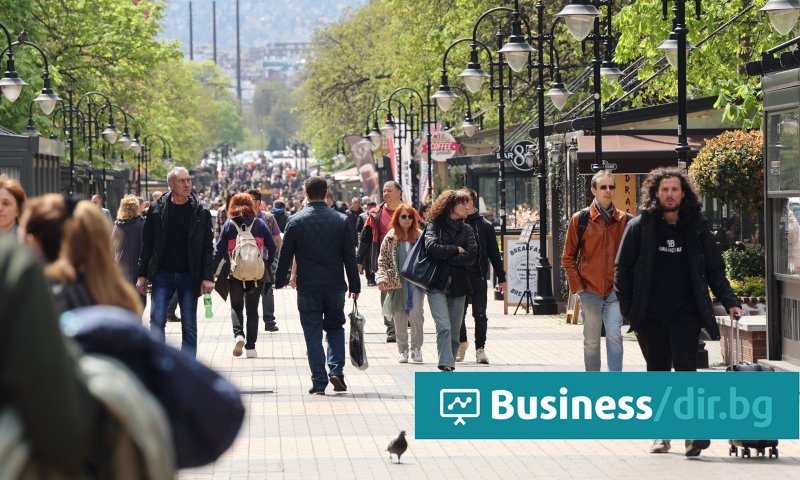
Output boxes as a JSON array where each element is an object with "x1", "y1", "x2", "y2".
[{"x1": 562, "y1": 202, "x2": 629, "y2": 296}]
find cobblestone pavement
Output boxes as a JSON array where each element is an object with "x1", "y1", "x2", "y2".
[{"x1": 147, "y1": 285, "x2": 800, "y2": 479}]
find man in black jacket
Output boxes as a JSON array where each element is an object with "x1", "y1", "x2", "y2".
[
  {"x1": 614, "y1": 167, "x2": 741, "y2": 456},
  {"x1": 276, "y1": 177, "x2": 361, "y2": 395},
  {"x1": 457, "y1": 188, "x2": 506, "y2": 364},
  {"x1": 137, "y1": 167, "x2": 215, "y2": 358}
]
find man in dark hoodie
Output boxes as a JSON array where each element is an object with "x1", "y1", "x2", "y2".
[
  {"x1": 615, "y1": 167, "x2": 742, "y2": 457},
  {"x1": 272, "y1": 199, "x2": 289, "y2": 232},
  {"x1": 457, "y1": 188, "x2": 506, "y2": 364}
]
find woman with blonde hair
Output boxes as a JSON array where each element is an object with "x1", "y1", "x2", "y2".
[
  {"x1": 376, "y1": 203, "x2": 426, "y2": 363},
  {"x1": 0, "y1": 175, "x2": 26, "y2": 235},
  {"x1": 47, "y1": 199, "x2": 143, "y2": 315},
  {"x1": 424, "y1": 190, "x2": 477, "y2": 371},
  {"x1": 113, "y1": 194, "x2": 148, "y2": 306}
]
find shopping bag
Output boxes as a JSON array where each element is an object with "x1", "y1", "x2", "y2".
[
  {"x1": 348, "y1": 301, "x2": 368, "y2": 370},
  {"x1": 400, "y1": 224, "x2": 439, "y2": 289}
]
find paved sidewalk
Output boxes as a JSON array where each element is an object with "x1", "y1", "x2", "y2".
[{"x1": 151, "y1": 285, "x2": 800, "y2": 479}]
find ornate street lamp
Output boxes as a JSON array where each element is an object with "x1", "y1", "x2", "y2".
[
  {"x1": 761, "y1": 0, "x2": 800, "y2": 35},
  {"x1": 142, "y1": 134, "x2": 172, "y2": 198},
  {"x1": 386, "y1": 86, "x2": 434, "y2": 206},
  {"x1": 64, "y1": 91, "x2": 118, "y2": 195},
  {"x1": 659, "y1": 0, "x2": 703, "y2": 170}
]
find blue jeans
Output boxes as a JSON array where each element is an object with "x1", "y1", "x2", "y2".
[
  {"x1": 297, "y1": 290, "x2": 346, "y2": 388},
  {"x1": 150, "y1": 271, "x2": 199, "y2": 358},
  {"x1": 579, "y1": 290, "x2": 623, "y2": 371},
  {"x1": 427, "y1": 290, "x2": 466, "y2": 368}
]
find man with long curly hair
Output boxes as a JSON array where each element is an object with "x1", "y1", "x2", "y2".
[{"x1": 614, "y1": 167, "x2": 742, "y2": 457}]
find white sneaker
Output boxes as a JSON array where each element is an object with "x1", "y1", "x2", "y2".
[
  {"x1": 410, "y1": 349, "x2": 423, "y2": 363},
  {"x1": 650, "y1": 439, "x2": 671, "y2": 453},
  {"x1": 246, "y1": 349, "x2": 258, "y2": 358},
  {"x1": 476, "y1": 348, "x2": 489, "y2": 364},
  {"x1": 398, "y1": 351, "x2": 409, "y2": 363},
  {"x1": 233, "y1": 335, "x2": 245, "y2": 357}
]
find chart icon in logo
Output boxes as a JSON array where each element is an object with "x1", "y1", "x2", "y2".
[{"x1": 439, "y1": 389, "x2": 480, "y2": 425}]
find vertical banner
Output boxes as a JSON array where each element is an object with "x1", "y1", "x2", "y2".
[
  {"x1": 402, "y1": 131, "x2": 413, "y2": 203},
  {"x1": 613, "y1": 173, "x2": 637, "y2": 215},
  {"x1": 347, "y1": 135, "x2": 379, "y2": 198},
  {"x1": 387, "y1": 137, "x2": 397, "y2": 182}
]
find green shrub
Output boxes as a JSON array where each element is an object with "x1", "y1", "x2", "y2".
[
  {"x1": 722, "y1": 244, "x2": 765, "y2": 280},
  {"x1": 729, "y1": 276, "x2": 766, "y2": 297}
]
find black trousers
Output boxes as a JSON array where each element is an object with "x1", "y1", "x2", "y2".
[
  {"x1": 230, "y1": 280, "x2": 264, "y2": 349},
  {"x1": 636, "y1": 317, "x2": 701, "y2": 371},
  {"x1": 460, "y1": 276, "x2": 488, "y2": 349}
]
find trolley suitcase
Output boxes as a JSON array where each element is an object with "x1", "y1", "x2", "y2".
[{"x1": 726, "y1": 314, "x2": 779, "y2": 459}]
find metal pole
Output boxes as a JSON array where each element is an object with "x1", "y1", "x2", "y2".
[
  {"x1": 212, "y1": 1, "x2": 217, "y2": 64},
  {"x1": 144, "y1": 145, "x2": 149, "y2": 199},
  {"x1": 189, "y1": 1, "x2": 193, "y2": 61},
  {"x1": 87, "y1": 102, "x2": 94, "y2": 196},
  {"x1": 534, "y1": 0, "x2": 557, "y2": 314},
  {"x1": 236, "y1": 0, "x2": 242, "y2": 108},
  {"x1": 593, "y1": 9, "x2": 603, "y2": 171},
  {"x1": 68, "y1": 87, "x2": 75, "y2": 195},
  {"x1": 497, "y1": 33, "x2": 507, "y2": 255},
  {"x1": 137, "y1": 150, "x2": 141, "y2": 196},
  {"x1": 675, "y1": 0, "x2": 690, "y2": 168},
  {"x1": 426, "y1": 80, "x2": 433, "y2": 203}
]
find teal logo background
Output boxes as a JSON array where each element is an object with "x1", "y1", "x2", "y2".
[{"x1": 415, "y1": 372, "x2": 799, "y2": 439}]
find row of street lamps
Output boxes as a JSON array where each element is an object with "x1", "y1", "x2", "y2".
[
  {"x1": 335, "y1": 0, "x2": 793, "y2": 312},
  {"x1": 0, "y1": 19, "x2": 172, "y2": 198}
]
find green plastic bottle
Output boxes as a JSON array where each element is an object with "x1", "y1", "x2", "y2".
[{"x1": 203, "y1": 293, "x2": 213, "y2": 318}]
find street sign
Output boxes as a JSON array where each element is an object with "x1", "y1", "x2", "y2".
[{"x1": 507, "y1": 140, "x2": 534, "y2": 172}]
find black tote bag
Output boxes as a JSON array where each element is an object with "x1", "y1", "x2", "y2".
[{"x1": 400, "y1": 225, "x2": 440, "y2": 289}]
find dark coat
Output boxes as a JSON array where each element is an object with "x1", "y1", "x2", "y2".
[
  {"x1": 356, "y1": 204, "x2": 388, "y2": 275},
  {"x1": 425, "y1": 217, "x2": 478, "y2": 297},
  {"x1": 113, "y1": 216, "x2": 146, "y2": 286},
  {"x1": 465, "y1": 211, "x2": 506, "y2": 283},
  {"x1": 137, "y1": 192, "x2": 214, "y2": 297},
  {"x1": 275, "y1": 201, "x2": 361, "y2": 294},
  {"x1": 614, "y1": 211, "x2": 740, "y2": 340}
]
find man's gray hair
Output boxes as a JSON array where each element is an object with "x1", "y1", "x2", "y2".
[
  {"x1": 167, "y1": 167, "x2": 190, "y2": 183},
  {"x1": 591, "y1": 170, "x2": 615, "y2": 189}
]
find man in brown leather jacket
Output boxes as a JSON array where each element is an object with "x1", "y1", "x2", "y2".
[{"x1": 561, "y1": 170, "x2": 630, "y2": 372}]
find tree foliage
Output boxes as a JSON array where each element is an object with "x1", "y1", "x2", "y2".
[
  {"x1": 300, "y1": 0, "x2": 787, "y2": 161},
  {"x1": 0, "y1": 0, "x2": 243, "y2": 171},
  {"x1": 689, "y1": 130, "x2": 763, "y2": 209}
]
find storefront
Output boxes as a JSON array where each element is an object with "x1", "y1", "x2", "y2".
[{"x1": 762, "y1": 67, "x2": 800, "y2": 367}]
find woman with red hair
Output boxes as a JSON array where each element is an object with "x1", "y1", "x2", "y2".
[
  {"x1": 213, "y1": 193, "x2": 276, "y2": 358},
  {"x1": 375, "y1": 204, "x2": 426, "y2": 363}
]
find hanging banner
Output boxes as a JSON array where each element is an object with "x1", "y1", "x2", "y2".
[
  {"x1": 347, "y1": 135, "x2": 380, "y2": 197},
  {"x1": 422, "y1": 130, "x2": 460, "y2": 162},
  {"x1": 613, "y1": 173, "x2": 638, "y2": 216}
]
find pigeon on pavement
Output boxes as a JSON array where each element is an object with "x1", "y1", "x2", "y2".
[{"x1": 386, "y1": 430, "x2": 408, "y2": 464}]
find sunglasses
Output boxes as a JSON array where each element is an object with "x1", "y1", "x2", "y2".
[
  {"x1": 597, "y1": 185, "x2": 616, "y2": 191},
  {"x1": 399, "y1": 214, "x2": 413, "y2": 220}
]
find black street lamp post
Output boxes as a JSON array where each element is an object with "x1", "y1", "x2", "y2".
[
  {"x1": 376, "y1": 97, "x2": 411, "y2": 197},
  {"x1": 69, "y1": 92, "x2": 119, "y2": 196},
  {"x1": 557, "y1": 0, "x2": 622, "y2": 173},
  {"x1": 141, "y1": 134, "x2": 172, "y2": 199},
  {"x1": 385, "y1": 84, "x2": 436, "y2": 207},
  {"x1": 94, "y1": 103, "x2": 135, "y2": 201},
  {"x1": 657, "y1": 0, "x2": 702, "y2": 170}
]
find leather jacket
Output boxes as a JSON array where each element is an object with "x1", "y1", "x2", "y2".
[
  {"x1": 562, "y1": 202, "x2": 628, "y2": 296},
  {"x1": 425, "y1": 217, "x2": 478, "y2": 297}
]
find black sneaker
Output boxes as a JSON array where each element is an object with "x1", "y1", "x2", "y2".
[
  {"x1": 308, "y1": 386, "x2": 326, "y2": 395},
  {"x1": 685, "y1": 439, "x2": 710, "y2": 457},
  {"x1": 367, "y1": 281, "x2": 377, "y2": 287},
  {"x1": 166, "y1": 313, "x2": 181, "y2": 323},
  {"x1": 265, "y1": 324, "x2": 279, "y2": 332},
  {"x1": 386, "y1": 336, "x2": 397, "y2": 343},
  {"x1": 329, "y1": 374, "x2": 347, "y2": 392}
]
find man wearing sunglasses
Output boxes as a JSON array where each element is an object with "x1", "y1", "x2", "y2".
[{"x1": 562, "y1": 170, "x2": 630, "y2": 372}]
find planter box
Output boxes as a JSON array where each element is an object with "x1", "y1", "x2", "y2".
[{"x1": 716, "y1": 315, "x2": 767, "y2": 364}]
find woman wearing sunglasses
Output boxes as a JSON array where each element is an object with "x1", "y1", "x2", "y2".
[
  {"x1": 424, "y1": 190, "x2": 478, "y2": 371},
  {"x1": 375, "y1": 204, "x2": 426, "y2": 363}
]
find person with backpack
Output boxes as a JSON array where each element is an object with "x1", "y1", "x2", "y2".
[
  {"x1": 561, "y1": 170, "x2": 630, "y2": 372},
  {"x1": 213, "y1": 193, "x2": 276, "y2": 358}
]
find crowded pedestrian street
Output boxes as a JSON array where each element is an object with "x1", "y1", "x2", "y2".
[{"x1": 170, "y1": 284, "x2": 800, "y2": 479}]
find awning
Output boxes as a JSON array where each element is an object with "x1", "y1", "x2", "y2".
[
  {"x1": 576, "y1": 134, "x2": 716, "y2": 174},
  {"x1": 330, "y1": 166, "x2": 360, "y2": 182}
]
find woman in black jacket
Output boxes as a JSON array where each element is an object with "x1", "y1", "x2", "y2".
[{"x1": 424, "y1": 190, "x2": 478, "y2": 371}]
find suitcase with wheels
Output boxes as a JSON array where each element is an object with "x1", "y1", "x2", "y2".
[{"x1": 725, "y1": 314, "x2": 779, "y2": 459}]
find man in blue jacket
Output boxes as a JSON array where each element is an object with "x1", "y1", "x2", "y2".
[{"x1": 275, "y1": 176, "x2": 361, "y2": 395}]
